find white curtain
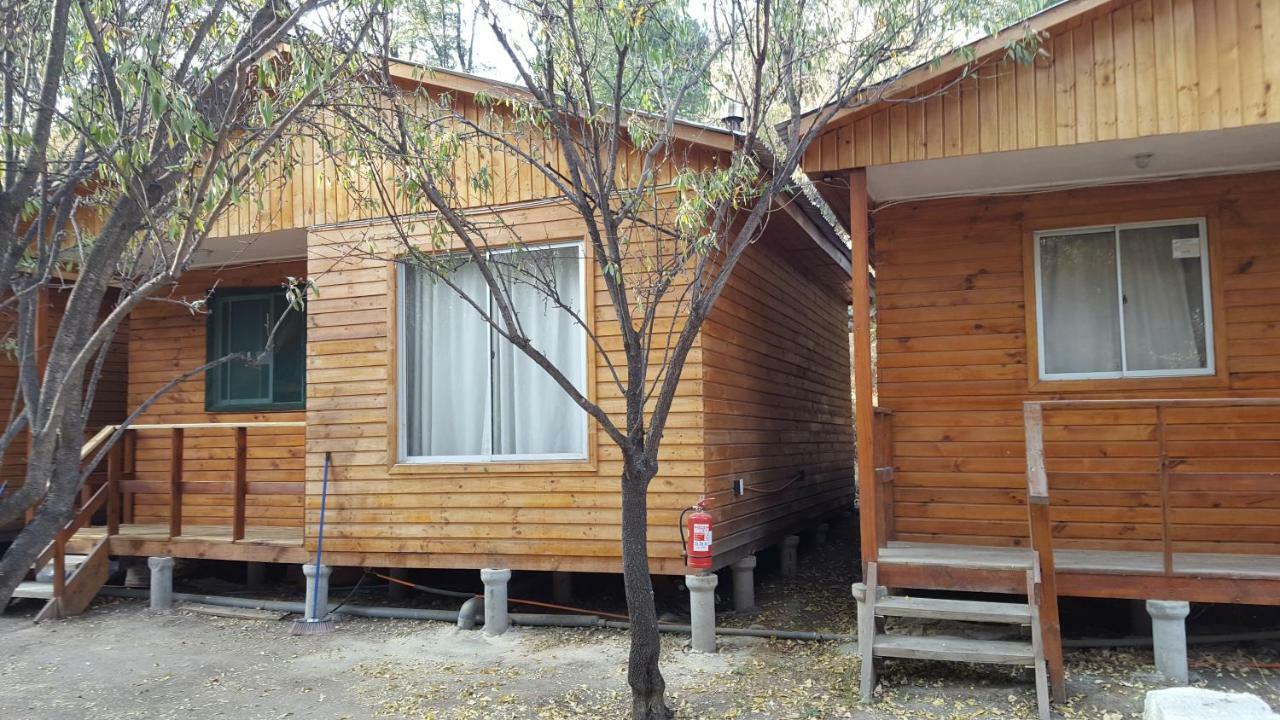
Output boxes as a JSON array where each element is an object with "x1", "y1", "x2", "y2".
[
  {"x1": 1040, "y1": 231, "x2": 1122, "y2": 375},
  {"x1": 1119, "y1": 224, "x2": 1207, "y2": 371},
  {"x1": 493, "y1": 246, "x2": 585, "y2": 455},
  {"x1": 401, "y1": 260, "x2": 492, "y2": 457}
]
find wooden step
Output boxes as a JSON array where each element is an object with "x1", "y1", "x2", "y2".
[
  {"x1": 12, "y1": 581, "x2": 54, "y2": 600},
  {"x1": 876, "y1": 596, "x2": 1032, "y2": 624},
  {"x1": 873, "y1": 634, "x2": 1035, "y2": 666}
]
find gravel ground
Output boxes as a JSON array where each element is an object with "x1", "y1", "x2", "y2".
[{"x1": 3, "y1": 523, "x2": 1279, "y2": 719}]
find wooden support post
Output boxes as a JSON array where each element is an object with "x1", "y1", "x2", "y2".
[
  {"x1": 123, "y1": 428, "x2": 136, "y2": 524},
  {"x1": 52, "y1": 529, "x2": 67, "y2": 610},
  {"x1": 232, "y1": 426, "x2": 247, "y2": 541},
  {"x1": 850, "y1": 168, "x2": 877, "y2": 565},
  {"x1": 1024, "y1": 402, "x2": 1065, "y2": 702},
  {"x1": 107, "y1": 441, "x2": 122, "y2": 536},
  {"x1": 1157, "y1": 405, "x2": 1173, "y2": 576},
  {"x1": 169, "y1": 428, "x2": 184, "y2": 538}
]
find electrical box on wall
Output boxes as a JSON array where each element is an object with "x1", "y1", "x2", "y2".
[{"x1": 733, "y1": 478, "x2": 745, "y2": 497}]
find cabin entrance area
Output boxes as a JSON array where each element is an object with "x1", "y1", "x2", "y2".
[{"x1": 828, "y1": 160, "x2": 1280, "y2": 709}]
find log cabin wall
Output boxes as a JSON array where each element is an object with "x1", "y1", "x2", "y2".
[
  {"x1": 306, "y1": 201, "x2": 710, "y2": 574},
  {"x1": 804, "y1": 0, "x2": 1280, "y2": 172},
  {"x1": 874, "y1": 170, "x2": 1280, "y2": 551},
  {"x1": 128, "y1": 260, "x2": 307, "y2": 529},
  {"x1": 702, "y1": 236, "x2": 855, "y2": 564}
]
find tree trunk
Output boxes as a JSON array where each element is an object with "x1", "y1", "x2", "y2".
[{"x1": 620, "y1": 455, "x2": 673, "y2": 720}]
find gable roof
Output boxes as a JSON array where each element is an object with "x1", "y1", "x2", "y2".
[{"x1": 802, "y1": 0, "x2": 1280, "y2": 173}]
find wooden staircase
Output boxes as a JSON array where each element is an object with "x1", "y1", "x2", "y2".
[
  {"x1": 5, "y1": 426, "x2": 121, "y2": 622},
  {"x1": 854, "y1": 560, "x2": 1053, "y2": 720}
]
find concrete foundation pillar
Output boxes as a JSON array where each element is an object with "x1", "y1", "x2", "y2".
[
  {"x1": 730, "y1": 555, "x2": 757, "y2": 612},
  {"x1": 387, "y1": 568, "x2": 410, "y2": 602},
  {"x1": 551, "y1": 571, "x2": 572, "y2": 604},
  {"x1": 245, "y1": 562, "x2": 267, "y2": 589},
  {"x1": 481, "y1": 568, "x2": 512, "y2": 636},
  {"x1": 302, "y1": 564, "x2": 332, "y2": 621},
  {"x1": 148, "y1": 556, "x2": 174, "y2": 611},
  {"x1": 780, "y1": 535, "x2": 801, "y2": 577},
  {"x1": 686, "y1": 573, "x2": 718, "y2": 653},
  {"x1": 1146, "y1": 600, "x2": 1191, "y2": 683},
  {"x1": 812, "y1": 523, "x2": 830, "y2": 548},
  {"x1": 124, "y1": 558, "x2": 150, "y2": 588}
]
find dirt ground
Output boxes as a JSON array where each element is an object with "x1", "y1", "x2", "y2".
[{"x1": 3, "y1": 523, "x2": 1279, "y2": 719}]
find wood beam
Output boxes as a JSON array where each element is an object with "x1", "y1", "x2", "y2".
[{"x1": 850, "y1": 168, "x2": 877, "y2": 564}]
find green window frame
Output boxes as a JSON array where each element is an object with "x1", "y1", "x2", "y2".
[{"x1": 205, "y1": 288, "x2": 306, "y2": 412}]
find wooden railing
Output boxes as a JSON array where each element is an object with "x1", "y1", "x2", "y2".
[
  {"x1": 1023, "y1": 397, "x2": 1280, "y2": 701},
  {"x1": 872, "y1": 407, "x2": 895, "y2": 550},
  {"x1": 37, "y1": 421, "x2": 304, "y2": 619},
  {"x1": 1023, "y1": 397, "x2": 1280, "y2": 571},
  {"x1": 118, "y1": 422, "x2": 305, "y2": 539}
]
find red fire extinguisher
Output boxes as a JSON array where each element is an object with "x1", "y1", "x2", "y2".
[{"x1": 684, "y1": 497, "x2": 713, "y2": 570}]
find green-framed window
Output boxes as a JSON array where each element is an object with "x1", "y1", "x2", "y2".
[{"x1": 205, "y1": 288, "x2": 306, "y2": 412}]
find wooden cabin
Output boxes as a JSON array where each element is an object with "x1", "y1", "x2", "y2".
[
  {"x1": 802, "y1": 0, "x2": 1280, "y2": 699},
  {"x1": 13, "y1": 63, "x2": 854, "y2": 616}
]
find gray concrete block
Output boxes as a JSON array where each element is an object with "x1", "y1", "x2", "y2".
[
  {"x1": 148, "y1": 556, "x2": 174, "y2": 612},
  {"x1": 1146, "y1": 599, "x2": 1191, "y2": 683},
  {"x1": 481, "y1": 568, "x2": 511, "y2": 636},
  {"x1": 1144, "y1": 688, "x2": 1279, "y2": 720},
  {"x1": 730, "y1": 555, "x2": 757, "y2": 613},
  {"x1": 686, "y1": 573, "x2": 718, "y2": 653},
  {"x1": 302, "y1": 564, "x2": 332, "y2": 621},
  {"x1": 780, "y1": 535, "x2": 800, "y2": 577}
]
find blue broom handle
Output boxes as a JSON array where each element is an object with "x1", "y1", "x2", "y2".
[{"x1": 312, "y1": 451, "x2": 331, "y2": 619}]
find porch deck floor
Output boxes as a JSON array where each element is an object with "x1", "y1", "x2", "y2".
[{"x1": 882, "y1": 541, "x2": 1280, "y2": 580}]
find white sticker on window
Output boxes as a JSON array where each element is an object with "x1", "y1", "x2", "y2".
[{"x1": 1171, "y1": 237, "x2": 1201, "y2": 259}]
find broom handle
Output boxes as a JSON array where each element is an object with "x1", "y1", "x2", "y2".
[{"x1": 312, "y1": 451, "x2": 331, "y2": 619}]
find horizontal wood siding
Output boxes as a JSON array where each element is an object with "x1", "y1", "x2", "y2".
[
  {"x1": 805, "y1": 0, "x2": 1280, "y2": 172},
  {"x1": 702, "y1": 236, "x2": 855, "y2": 562},
  {"x1": 128, "y1": 261, "x2": 307, "y2": 528},
  {"x1": 875, "y1": 170, "x2": 1280, "y2": 551},
  {"x1": 0, "y1": 289, "x2": 128, "y2": 518},
  {"x1": 306, "y1": 202, "x2": 709, "y2": 574}
]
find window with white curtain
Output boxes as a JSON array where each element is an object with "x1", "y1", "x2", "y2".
[
  {"x1": 1035, "y1": 219, "x2": 1213, "y2": 380},
  {"x1": 397, "y1": 242, "x2": 587, "y2": 462}
]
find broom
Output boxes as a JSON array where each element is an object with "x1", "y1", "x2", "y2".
[{"x1": 291, "y1": 451, "x2": 336, "y2": 635}]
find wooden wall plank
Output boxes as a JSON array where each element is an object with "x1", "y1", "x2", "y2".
[{"x1": 873, "y1": 170, "x2": 1280, "y2": 551}]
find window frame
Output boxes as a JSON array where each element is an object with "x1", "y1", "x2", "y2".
[
  {"x1": 394, "y1": 240, "x2": 590, "y2": 465},
  {"x1": 1032, "y1": 217, "x2": 1215, "y2": 382},
  {"x1": 205, "y1": 287, "x2": 307, "y2": 413}
]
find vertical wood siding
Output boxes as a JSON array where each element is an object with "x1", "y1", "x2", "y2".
[
  {"x1": 128, "y1": 261, "x2": 307, "y2": 528},
  {"x1": 805, "y1": 0, "x2": 1280, "y2": 172},
  {"x1": 874, "y1": 171, "x2": 1280, "y2": 551}
]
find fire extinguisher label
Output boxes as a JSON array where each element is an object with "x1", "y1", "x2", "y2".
[{"x1": 692, "y1": 523, "x2": 712, "y2": 552}]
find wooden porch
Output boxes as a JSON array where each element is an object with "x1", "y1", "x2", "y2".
[
  {"x1": 865, "y1": 397, "x2": 1280, "y2": 602},
  {"x1": 19, "y1": 421, "x2": 307, "y2": 619}
]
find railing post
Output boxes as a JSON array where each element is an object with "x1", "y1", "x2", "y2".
[
  {"x1": 1024, "y1": 402, "x2": 1065, "y2": 702},
  {"x1": 107, "y1": 440, "x2": 122, "y2": 536},
  {"x1": 233, "y1": 426, "x2": 247, "y2": 541},
  {"x1": 123, "y1": 428, "x2": 136, "y2": 524},
  {"x1": 169, "y1": 428, "x2": 184, "y2": 538},
  {"x1": 52, "y1": 529, "x2": 67, "y2": 610},
  {"x1": 1156, "y1": 405, "x2": 1173, "y2": 576}
]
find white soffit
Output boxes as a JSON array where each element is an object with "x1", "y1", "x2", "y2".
[
  {"x1": 190, "y1": 228, "x2": 307, "y2": 268},
  {"x1": 866, "y1": 123, "x2": 1280, "y2": 203}
]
